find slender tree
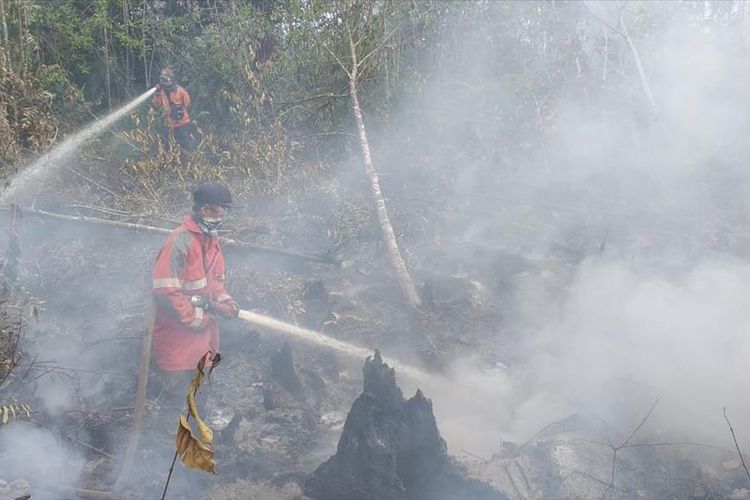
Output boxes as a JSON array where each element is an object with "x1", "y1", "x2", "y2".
[{"x1": 319, "y1": 1, "x2": 422, "y2": 309}]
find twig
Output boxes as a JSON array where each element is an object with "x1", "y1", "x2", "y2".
[
  {"x1": 357, "y1": 23, "x2": 401, "y2": 70},
  {"x1": 277, "y1": 92, "x2": 348, "y2": 106},
  {"x1": 460, "y1": 449, "x2": 489, "y2": 462},
  {"x1": 724, "y1": 406, "x2": 750, "y2": 485},
  {"x1": 623, "y1": 441, "x2": 733, "y2": 453},
  {"x1": 596, "y1": 399, "x2": 660, "y2": 499},
  {"x1": 19, "y1": 353, "x2": 38, "y2": 382},
  {"x1": 519, "y1": 421, "x2": 562, "y2": 451},
  {"x1": 315, "y1": 32, "x2": 350, "y2": 77},
  {"x1": 24, "y1": 365, "x2": 131, "y2": 378},
  {"x1": 65, "y1": 406, "x2": 135, "y2": 415},
  {"x1": 67, "y1": 434, "x2": 120, "y2": 462},
  {"x1": 161, "y1": 446, "x2": 181, "y2": 500},
  {"x1": 66, "y1": 203, "x2": 181, "y2": 226},
  {"x1": 502, "y1": 462, "x2": 525, "y2": 500},
  {"x1": 64, "y1": 166, "x2": 118, "y2": 197},
  {"x1": 513, "y1": 460, "x2": 532, "y2": 492},
  {"x1": 584, "y1": 0, "x2": 657, "y2": 111},
  {"x1": 620, "y1": 398, "x2": 659, "y2": 448},
  {"x1": 562, "y1": 470, "x2": 629, "y2": 494},
  {"x1": 30, "y1": 421, "x2": 119, "y2": 462},
  {"x1": 582, "y1": 1, "x2": 624, "y2": 36}
]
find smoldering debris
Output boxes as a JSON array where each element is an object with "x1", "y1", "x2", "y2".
[
  {"x1": 0, "y1": 422, "x2": 84, "y2": 497},
  {"x1": 305, "y1": 351, "x2": 504, "y2": 500}
]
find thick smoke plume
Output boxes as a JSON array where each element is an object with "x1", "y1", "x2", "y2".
[{"x1": 408, "y1": 4, "x2": 750, "y2": 456}]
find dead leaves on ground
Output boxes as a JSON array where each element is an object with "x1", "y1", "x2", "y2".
[{"x1": 0, "y1": 403, "x2": 32, "y2": 425}]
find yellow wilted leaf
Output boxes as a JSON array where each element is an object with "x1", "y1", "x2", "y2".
[
  {"x1": 187, "y1": 371, "x2": 213, "y2": 444},
  {"x1": 176, "y1": 415, "x2": 214, "y2": 473},
  {"x1": 174, "y1": 352, "x2": 219, "y2": 473}
]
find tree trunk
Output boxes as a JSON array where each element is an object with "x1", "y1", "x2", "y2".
[
  {"x1": 16, "y1": 0, "x2": 23, "y2": 69},
  {"x1": 142, "y1": 0, "x2": 148, "y2": 85},
  {"x1": 602, "y1": 25, "x2": 608, "y2": 82},
  {"x1": 122, "y1": 0, "x2": 131, "y2": 93},
  {"x1": 347, "y1": 34, "x2": 422, "y2": 309},
  {"x1": 0, "y1": 0, "x2": 9, "y2": 68},
  {"x1": 104, "y1": 24, "x2": 113, "y2": 111}
]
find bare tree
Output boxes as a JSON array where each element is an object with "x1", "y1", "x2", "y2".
[{"x1": 322, "y1": 3, "x2": 422, "y2": 309}]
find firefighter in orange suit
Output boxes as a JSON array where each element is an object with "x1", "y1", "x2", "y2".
[
  {"x1": 152, "y1": 67, "x2": 195, "y2": 152},
  {"x1": 151, "y1": 183, "x2": 239, "y2": 396}
]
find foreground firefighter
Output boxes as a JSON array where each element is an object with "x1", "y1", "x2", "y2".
[
  {"x1": 151, "y1": 183, "x2": 240, "y2": 400},
  {"x1": 152, "y1": 66, "x2": 195, "y2": 153}
]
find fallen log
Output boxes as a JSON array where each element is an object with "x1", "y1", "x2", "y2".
[{"x1": 0, "y1": 205, "x2": 332, "y2": 264}]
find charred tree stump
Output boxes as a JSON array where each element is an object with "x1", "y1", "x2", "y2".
[{"x1": 305, "y1": 351, "x2": 504, "y2": 500}]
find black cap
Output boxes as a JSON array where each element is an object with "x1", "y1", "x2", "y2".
[{"x1": 192, "y1": 183, "x2": 241, "y2": 209}]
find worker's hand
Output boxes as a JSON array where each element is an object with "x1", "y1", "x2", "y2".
[
  {"x1": 211, "y1": 299, "x2": 239, "y2": 320},
  {"x1": 154, "y1": 83, "x2": 162, "y2": 93}
]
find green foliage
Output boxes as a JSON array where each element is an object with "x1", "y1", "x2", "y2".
[{"x1": 1, "y1": 0, "x2": 746, "y2": 205}]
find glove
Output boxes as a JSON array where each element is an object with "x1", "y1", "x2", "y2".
[{"x1": 211, "y1": 299, "x2": 239, "y2": 320}]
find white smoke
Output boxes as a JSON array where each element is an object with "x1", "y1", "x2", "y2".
[
  {"x1": 0, "y1": 422, "x2": 84, "y2": 494},
  {"x1": 408, "y1": 4, "x2": 750, "y2": 457},
  {"x1": 2, "y1": 87, "x2": 156, "y2": 203}
]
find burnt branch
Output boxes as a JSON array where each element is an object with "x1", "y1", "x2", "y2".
[{"x1": 724, "y1": 406, "x2": 750, "y2": 486}]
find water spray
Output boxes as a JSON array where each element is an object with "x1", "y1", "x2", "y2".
[
  {"x1": 2, "y1": 87, "x2": 157, "y2": 203},
  {"x1": 237, "y1": 309, "x2": 429, "y2": 381}
]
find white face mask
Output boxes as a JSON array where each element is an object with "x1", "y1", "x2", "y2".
[{"x1": 198, "y1": 216, "x2": 224, "y2": 236}]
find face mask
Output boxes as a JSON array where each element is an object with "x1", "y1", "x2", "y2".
[{"x1": 197, "y1": 216, "x2": 223, "y2": 236}]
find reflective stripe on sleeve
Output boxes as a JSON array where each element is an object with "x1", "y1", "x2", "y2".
[
  {"x1": 183, "y1": 278, "x2": 207, "y2": 291},
  {"x1": 153, "y1": 278, "x2": 183, "y2": 289},
  {"x1": 190, "y1": 307, "x2": 205, "y2": 328}
]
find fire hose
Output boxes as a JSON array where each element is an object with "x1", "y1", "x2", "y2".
[{"x1": 237, "y1": 310, "x2": 426, "y2": 380}]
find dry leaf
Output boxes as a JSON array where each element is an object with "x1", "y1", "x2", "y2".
[
  {"x1": 174, "y1": 352, "x2": 219, "y2": 473},
  {"x1": 176, "y1": 415, "x2": 214, "y2": 473},
  {"x1": 187, "y1": 370, "x2": 213, "y2": 444}
]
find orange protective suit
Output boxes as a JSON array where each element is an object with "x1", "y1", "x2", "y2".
[
  {"x1": 151, "y1": 216, "x2": 235, "y2": 371},
  {"x1": 153, "y1": 85, "x2": 191, "y2": 129}
]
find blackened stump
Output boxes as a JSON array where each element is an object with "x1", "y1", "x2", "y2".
[{"x1": 305, "y1": 351, "x2": 505, "y2": 500}]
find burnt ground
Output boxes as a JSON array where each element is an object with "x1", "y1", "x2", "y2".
[{"x1": 0, "y1": 162, "x2": 750, "y2": 499}]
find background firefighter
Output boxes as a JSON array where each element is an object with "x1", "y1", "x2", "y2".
[
  {"x1": 152, "y1": 67, "x2": 196, "y2": 153},
  {"x1": 151, "y1": 183, "x2": 240, "y2": 403}
]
